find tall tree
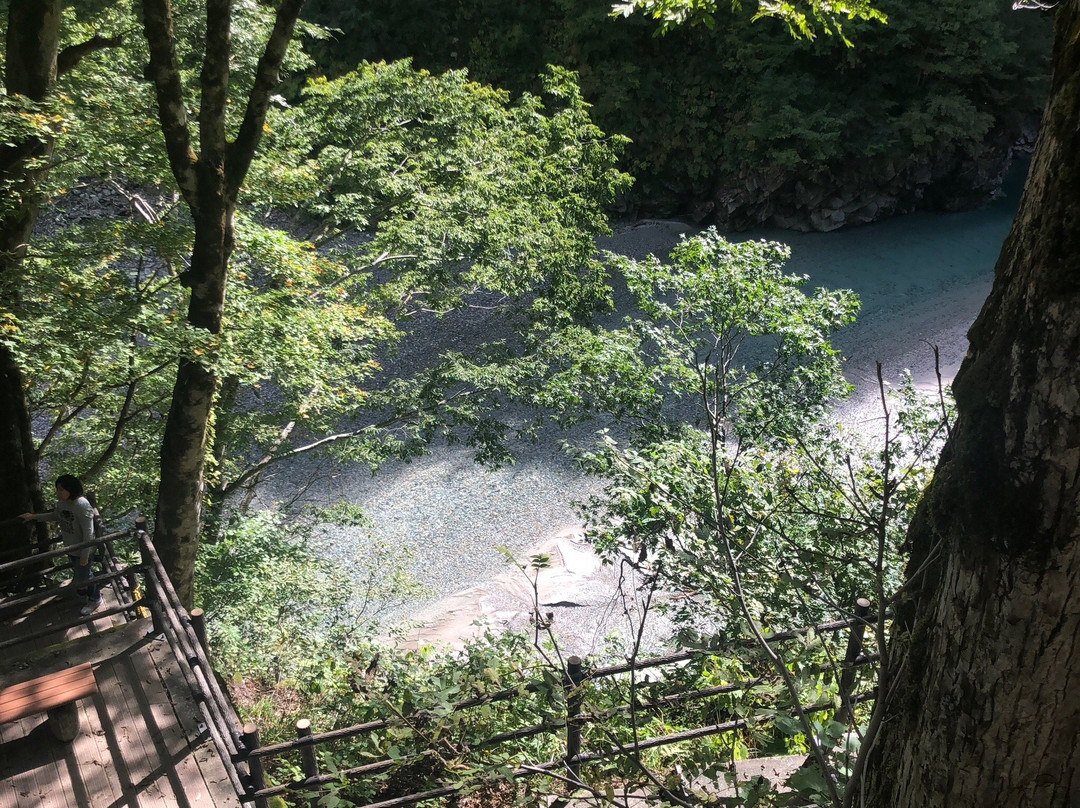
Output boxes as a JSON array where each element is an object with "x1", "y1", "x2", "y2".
[
  {"x1": 1, "y1": 1, "x2": 119, "y2": 570},
  {"x1": 858, "y1": 2, "x2": 1079, "y2": 804},
  {"x1": 134, "y1": 2, "x2": 626, "y2": 605},
  {"x1": 0, "y1": 0, "x2": 59, "y2": 566},
  {"x1": 140, "y1": 0, "x2": 305, "y2": 606},
  {"x1": 605, "y1": 0, "x2": 1074, "y2": 800}
]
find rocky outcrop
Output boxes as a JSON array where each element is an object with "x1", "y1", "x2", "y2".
[
  {"x1": 705, "y1": 135, "x2": 1034, "y2": 233},
  {"x1": 633, "y1": 125, "x2": 1039, "y2": 233}
]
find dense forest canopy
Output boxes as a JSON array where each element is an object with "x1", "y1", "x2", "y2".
[{"x1": 303, "y1": 0, "x2": 1053, "y2": 229}]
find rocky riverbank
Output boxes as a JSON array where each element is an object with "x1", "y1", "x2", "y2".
[{"x1": 289, "y1": 175, "x2": 1022, "y2": 656}]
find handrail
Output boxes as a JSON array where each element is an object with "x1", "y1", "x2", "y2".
[
  {"x1": 245, "y1": 689, "x2": 880, "y2": 804},
  {"x1": 590, "y1": 609, "x2": 882, "y2": 680},
  {"x1": 129, "y1": 519, "x2": 250, "y2": 798},
  {"x1": 248, "y1": 608, "x2": 882, "y2": 761},
  {"x1": 0, "y1": 529, "x2": 148, "y2": 648},
  {"x1": 0, "y1": 517, "x2": 885, "y2": 808},
  {"x1": 0, "y1": 599, "x2": 148, "y2": 651},
  {"x1": 0, "y1": 533, "x2": 121, "y2": 575},
  {"x1": 0, "y1": 565, "x2": 147, "y2": 616},
  {"x1": 133, "y1": 522, "x2": 246, "y2": 753},
  {"x1": 239, "y1": 604, "x2": 885, "y2": 808}
]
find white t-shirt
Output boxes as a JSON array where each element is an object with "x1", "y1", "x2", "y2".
[{"x1": 34, "y1": 496, "x2": 95, "y2": 560}]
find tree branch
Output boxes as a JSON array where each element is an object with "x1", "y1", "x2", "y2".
[
  {"x1": 140, "y1": 0, "x2": 198, "y2": 204},
  {"x1": 226, "y1": 0, "x2": 305, "y2": 199},
  {"x1": 219, "y1": 390, "x2": 481, "y2": 500},
  {"x1": 57, "y1": 34, "x2": 125, "y2": 77},
  {"x1": 84, "y1": 360, "x2": 140, "y2": 480},
  {"x1": 199, "y1": 0, "x2": 231, "y2": 171}
]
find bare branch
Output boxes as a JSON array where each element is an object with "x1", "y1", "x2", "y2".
[
  {"x1": 922, "y1": 340, "x2": 952, "y2": 440},
  {"x1": 84, "y1": 358, "x2": 141, "y2": 480},
  {"x1": 57, "y1": 34, "x2": 125, "y2": 77},
  {"x1": 218, "y1": 389, "x2": 481, "y2": 500}
]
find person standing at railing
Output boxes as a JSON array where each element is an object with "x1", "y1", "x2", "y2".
[{"x1": 20, "y1": 474, "x2": 103, "y2": 615}]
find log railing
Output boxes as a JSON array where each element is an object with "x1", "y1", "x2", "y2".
[
  {"x1": 0, "y1": 521, "x2": 884, "y2": 808},
  {"x1": 236, "y1": 605, "x2": 883, "y2": 807},
  {"x1": 130, "y1": 519, "x2": 252, "y2": 796},
  {"x1": 0, "y1": 529, "x2": 148, "y2": 646}
]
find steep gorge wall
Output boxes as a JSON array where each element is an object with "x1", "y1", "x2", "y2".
[
  {"x1": 303, "y1": 0, "x2": 1052, "y2": 231},
  {"x1": 708, "y1": 133, "x2": 1037, "y2": 232}
]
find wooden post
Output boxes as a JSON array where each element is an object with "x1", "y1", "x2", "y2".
[
  {"x1": 135, "y1": 518, "x2": 165, "y2": 636},
  {"x1": 123, "y1": 567, "x2": 139, "y2": 616},
  {"x1": 189, "y1": 607, "x2": 208, "y2": 656},
  {"x1": 296, "y1": 718, "x2": 319, "y2": 807},
  {"x1": 47, "y1": 703, "x2": 81, "y2": 742},
  {"x1": 835, "y1": 598, "x2": 871, "y2": 724},
  {"x1": 564, "y1": 655, "x2": 585, "y2": 782},
  {"x1": 243, "y1": 723, "x2": 269, "y2": 808}
]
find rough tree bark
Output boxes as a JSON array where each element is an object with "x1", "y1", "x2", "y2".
[
  {"x1": 860, "y1": 3, "x2": 1080, "y2": 805},
  {"x1": 141, "y1": 0, "x2": 304, "y2": 607}
]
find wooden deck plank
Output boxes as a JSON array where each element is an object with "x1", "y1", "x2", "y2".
[
  {"x1": 0, "y1": 619, "x2": 147, "y2": 688},
  {"x1": 58, "y1": 741, "x2": 95, "y2": 806},
  {"x1": 3, "y1": 576, "x2": 243, "y2": 807},
  {"x1": 122, "y1": 645, "x2": 202, "y2": 808},
  {"x1": 0, "y1": 715, "x2": 51, "y2": 807},
  {"x1": 147, "y1": 700, "x2": 205, "y2": 807},
  {"x1": 144, "y1": 638, "x2": 243, "y2": 808},
  {"x1": 138, "y1": 641, "x2": 238, "y2": 808},
  {"x1": 95, "y1": 652, "x2": 158, "y2": 803},
  {"x1": 37, "y1": 724, "x2": 78, "y2": 808},
  {"x1": 123, "y1": 649, "x2": 202, "y2": 806},
  {"x1": 95, "y1": 653, "x2": 170, "y2": 808},
  {"x1": 41, "y1": 702, "x2": 83, "y2": 808},
  {"x1": 68, "y1": 692, "x2": 122, "y2": 807},
  {"x1": 20, "y1": 764, "x2": 51, "y2": 807}
]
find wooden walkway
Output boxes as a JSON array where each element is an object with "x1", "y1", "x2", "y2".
[{"x1": 0, "y1": 583, "x2": 241, "y2": 808}]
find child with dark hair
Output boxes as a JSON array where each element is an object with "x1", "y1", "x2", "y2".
[{"x1": 21, "y1": 474, "x2": 103, "y2": 615}]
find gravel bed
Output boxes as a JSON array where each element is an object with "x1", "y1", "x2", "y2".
[{"x1": 261, "y1": 186, "x2": 1019, "y2": 656}]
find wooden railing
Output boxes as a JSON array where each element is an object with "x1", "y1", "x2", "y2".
[
  {"x1": 0, "y1": 528, "x2": 145, "y2": 646},
  {"x1": 128, "y1": 518, "x2": 260, "y2": 799},
  {"x1": 236, "y1": 601, "x2": 881, "y2": 808},
  {"x1": 0, "y1": 518, "x2": 255, "y2": 803},
  {"x1": 0, "y1": 520, "x2": 883, "y2": 808}
]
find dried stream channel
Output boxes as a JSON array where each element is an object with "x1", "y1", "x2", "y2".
[{"x1": 262, "y1": 165, "x2": 1025, "y2": 656}]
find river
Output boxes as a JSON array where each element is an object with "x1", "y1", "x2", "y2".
[{"x1": 268, "y1": 164, "x2": 1025, "y2": 654}]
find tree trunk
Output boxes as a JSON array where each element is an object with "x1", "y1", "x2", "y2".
[
  {"x1": 141, "y1": 0, "x2": 305, "y2": 606},
  {"x1": 860, "y1": 3, "x2": 1080, "y2": 805},
  {"x1": 154, "y1": 208, "x2": 232, "y2": 607},
  {"x1": 0, "y1": 0, "x2": 61, "y2": 569}
]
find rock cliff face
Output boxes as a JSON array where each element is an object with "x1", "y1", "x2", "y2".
[{"x1": 695, "y1": 129, "x2": 1037, "y2": 232}]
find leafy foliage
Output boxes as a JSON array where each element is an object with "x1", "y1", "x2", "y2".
[
  {"x1": 6, "y1": 1, "x2": 630, "y2": 526},
  {"x1": 524, "y1": 229, "x2": 950, "y2": 643},
  {"x1": 609, "y1": 0, "x2": 885, "y2": 40},
  {"x1": 2, "y1": 3, "x2": 958, "y2": 803},
  {"x1": 509, "y1": 230, "x2": 948, "y2": 804},
  {"x1": 195, "y1": 504, "x2": 424, "y2": 686}
]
